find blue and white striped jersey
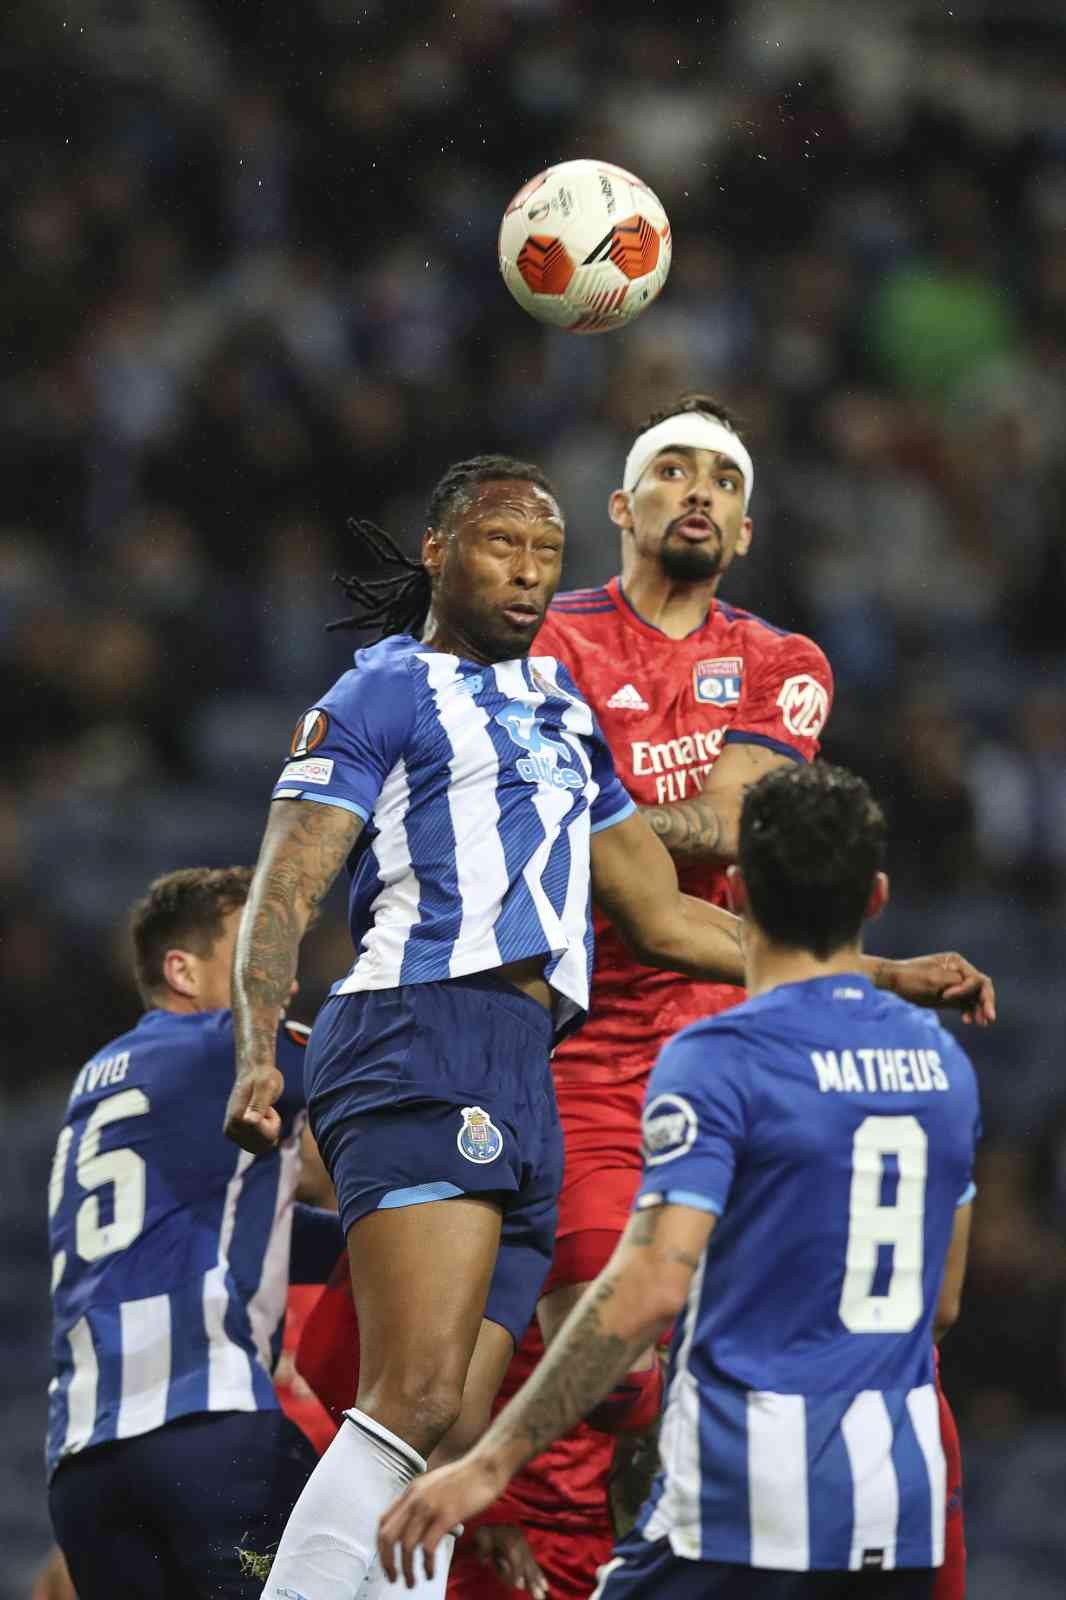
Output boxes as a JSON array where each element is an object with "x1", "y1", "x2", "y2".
[
  {"x1": 633, "y1": 976, "x2": 981, "y2": 1573},
  {"x1": 46, "y1": 1009, "x2": 308, "y2": 1479},
  {"x1": 272, "y1": 637, "x2": 635, "y2": 1037}
]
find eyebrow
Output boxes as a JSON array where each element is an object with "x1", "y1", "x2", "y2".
[{"x1": 655, "y1": 445, "x2": 743, "y2": 476}]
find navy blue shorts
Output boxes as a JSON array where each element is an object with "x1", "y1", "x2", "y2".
[
  {"x1": 49, "y1": 1408, "x2": 316, "y2": 1599},
  {"x1": 595, "y1": 1536, "x2": 934, "y2": 1600},
  {"x1": 306, "y1": 973, "x2": 563, "y2": 1345}
]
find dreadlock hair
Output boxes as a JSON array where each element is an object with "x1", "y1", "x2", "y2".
[
  {"x1": 329, "y1": 454, "x2": 558, "y2": 641},
  {"x1": 634, "y1": 391, "x2": 746, "y2": 442}
]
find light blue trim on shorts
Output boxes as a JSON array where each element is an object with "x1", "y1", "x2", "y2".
[{"x1": 377, "y1": 1180, "x2": 464, "y2": 1210}]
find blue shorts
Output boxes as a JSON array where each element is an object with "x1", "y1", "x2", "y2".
[
  {"x1": 595, "y1": 1535, "x2": 934, "y2": 1599},
  {"x1": 49, "y1": 1408, "x2": 316, "y2": 1599},
  {"x1": 306, "y1": 973, "x2": 563, "y2": 1345}
]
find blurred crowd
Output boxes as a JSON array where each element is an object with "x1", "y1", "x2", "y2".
[{"x1": 3, "y1": 1, "x2": 1066, "y2": 1594}]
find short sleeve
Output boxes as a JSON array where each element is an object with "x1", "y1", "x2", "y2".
[
  {"x1": 634, "y1": 1025, "x2": 749, "y2": 1217},
  {"x1": 586, "y1": 712, "x2": 636, "y2": 833},
  {"x1": 271, "y1": 651, "x2": 417, "y2": 822},
  {"x1": 724, "y1": 632, "x2": 834, "y2": 765}
]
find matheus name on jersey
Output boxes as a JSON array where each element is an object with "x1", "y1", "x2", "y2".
[
  {"x1": 633, "y1": 976, "x2": 981, "y2": 1573},
  {"x1": 46, "y1": 1010, "x2": 308, "y2": 1478},
  {"x1": 272, "y1": 636, "x2": 634, "y2": 1039}
]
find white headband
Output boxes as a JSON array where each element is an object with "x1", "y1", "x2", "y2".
[{"x1": 623, "y1": 414, "x2": 754, "y2": 508}]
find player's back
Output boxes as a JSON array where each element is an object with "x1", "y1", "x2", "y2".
[
  {"x1": 47, "y1": 1009, "x2": 307, "y2": 1477},
  {"x1": 636, "y1": 975, "x2": 980, "y2": 1572}
]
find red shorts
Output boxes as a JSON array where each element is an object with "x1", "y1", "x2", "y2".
[
  {"x1": 448, "y1": 1522, "x2": 615, "y2": 1600},
  {"x1": 541, "y1": 1077, "x2": 645, "y2": 1297}
]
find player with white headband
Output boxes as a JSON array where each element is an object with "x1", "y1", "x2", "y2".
[{"x1": 445, "y1": 394, "x2": 971, "y2": 1600}]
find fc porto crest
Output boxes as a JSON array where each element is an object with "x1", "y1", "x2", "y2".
[
  {"x1": 693, "y1": 657, "x2": 742, "y2": 706},
  {"x1": 457, "y1": 1105, "x2": 503, "y2": 1165}
]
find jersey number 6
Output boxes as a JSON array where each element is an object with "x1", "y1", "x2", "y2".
[
  {"x1": 839, "y1": 1114, "x2": 927, "y2": 1335},
  {"x1": 48, "y1": 1089, "x2": 151, "y2": 1289}
]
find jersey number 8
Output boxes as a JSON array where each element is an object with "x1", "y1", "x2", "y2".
[
  {"x1": 839, "y1": 1114, "x2": 927, "y2": 1335},
  {"x1": 48, "y1": 1089, "x2": 151, "y2": 1289}
]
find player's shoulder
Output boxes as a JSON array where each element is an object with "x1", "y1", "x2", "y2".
[
  {"x1": 278, "y1": 1016, "x2": 312, "y2": 1060},
  {"x1": 540, "y1": 585, "x2": 619, "y2": 641},
  {"x1": 335, "y1": 636, "x2": 420, "y2": 695},
  {"x1": 715, "y1": 600, "x2": 830, "y2": 667}
]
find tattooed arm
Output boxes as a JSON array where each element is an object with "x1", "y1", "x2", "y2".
[
  {"x1": 639, "y1": 742, "x2": 792, "y2": 863},
  {"x1": 223, "y1": 799, "x2": 363, "y2": 1153},
  {"x1": 377, "y1": 1202, "x2": 715, "y2": 1587}
]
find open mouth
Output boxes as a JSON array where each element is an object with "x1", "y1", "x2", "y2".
[
  {"x1": 675, "y1": 514, "x2": 716, "y2": 539},
  {"x1": 502, "y1": 602, "x2": 540, "y2": 626}
]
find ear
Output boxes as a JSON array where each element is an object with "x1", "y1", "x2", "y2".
[
  {"x1": 733, "y1": 515, "x2": 754, "y2": 559},
  {"x1": 864, "y1": 871, "x2": 890, "y2": 924},
  {"x1": 422, "y1": 524, "x2": 447, "y2": 580},
  {"x1": 162, "y1": 947, "x2": 198, "y2": 999},
  {"x1": 725, "y1": 863, "x2": 749, "y2": 916},
  {"x1": 608, "y1": 489, "x2": 633, "y2": 533}
]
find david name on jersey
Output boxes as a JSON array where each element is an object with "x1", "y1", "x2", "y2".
[{"x1": 69, "y1": 1051, "x2": 132, "y2": 1102}]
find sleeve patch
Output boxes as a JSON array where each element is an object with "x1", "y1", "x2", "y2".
[
  {"x1": 289, "y1": 709, "x2": 330, "y2": 758},
  {"x1": 283, "y1": 1020, "x2": 311, "y2": 1048},
  {"x1": 279, "y1": 756, "x2": 335, "y2": 786},
  {"x1": 776, "y1": 675, "x2": 829, "y2": 739},
  {"x1": 642, "y1": 1092, "x2": 698, "y2": 1166}
]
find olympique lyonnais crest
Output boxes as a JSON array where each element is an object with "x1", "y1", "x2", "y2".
[
  {"x1": 457, "y1": 1105, "x2": 503, "y2": 1165},
  {"x1": 693, "y1": 657, "x2": 743, "y2": 706}
]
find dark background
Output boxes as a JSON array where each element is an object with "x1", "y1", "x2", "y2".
[{"x1": 3, "y1": 2, "x2": 1065, "y2": 1594}]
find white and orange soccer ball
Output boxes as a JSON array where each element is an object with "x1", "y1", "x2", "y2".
[{"x1": 498, "y1": 158, "x2": 672, "y2": 334}]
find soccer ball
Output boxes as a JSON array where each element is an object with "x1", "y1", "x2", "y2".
[{"x1": 498, "y1": 158, "x2": 672, "y2": 334}]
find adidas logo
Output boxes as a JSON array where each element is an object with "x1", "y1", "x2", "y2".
[{"x1": 606, "y1": 683, "x2": 649, "y2": 711}]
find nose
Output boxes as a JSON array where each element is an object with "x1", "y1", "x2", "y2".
[
  {"x1": 512, "y1": 545, "x2": 540, "y2": 589},
  {"x1": 684, "y1": 474, "x2": 715, "y2": 509}
]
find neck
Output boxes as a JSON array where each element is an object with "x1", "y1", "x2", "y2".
[
  {"x1": 742, "y1": 932, "x2": 866, "y2": 1000},
  {"x1": 421, "y1": 612, "x2": 506, "y2": 667},
  {"x1": 618, "y1": 553, "x2": 719, "y2": 640}
]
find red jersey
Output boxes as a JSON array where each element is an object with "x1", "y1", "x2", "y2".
[{"x1": 536, "y1": 577, "x2": 833, "y2": 1084}]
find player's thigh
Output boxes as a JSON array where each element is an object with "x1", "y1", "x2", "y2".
[
  {"x1": 49, "y1": 1443, "x2": 183, "y2": 1600},
  {"x1": 159, "y1": 1410, "x2": 318, "y2": 1597}
]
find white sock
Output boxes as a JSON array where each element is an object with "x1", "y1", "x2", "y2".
[
  {"x1": 263, "y1": 1407, "x2": 426, "y2": 1600},
  {"x1": 366, "y1": 1531, "x2": 456, "y2": 1597}
]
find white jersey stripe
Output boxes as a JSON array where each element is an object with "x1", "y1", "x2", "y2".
[
  {"x1": 643, "y1": 1255, "x2": 706, "y2": 1555},
  {"x1": 435, "y1": 655, "x2": 506, "y2": 976},
  {"x1": 336, "y1": 757, "x2": 416, "y2": 991},
  {"x1": 748, "y1": 1392, "x2": 810, "y2": 1569},
  {"x1": 842, "y1": 1390, "x2": 900, "y2": 1569},
  {"x1": 116, "y1": 1294, "x2": 171, "y2": 1437},
  {"x1": 203, "y1": 1148, "x2": 256, "y2": 1411},
  {"x1": 906, "y1": 1384, "x2": 945, "y2": 1567},
  {"x1": 246, "y1": 1120, "x2": 304, "y2": 1372},
  {"x1": 63, "y1": 1316, "x2": 99, "y2": 1455}
]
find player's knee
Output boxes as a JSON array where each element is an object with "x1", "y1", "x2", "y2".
[{"x1": 360, "y1": 1370, "x2": 465, "y2": 1459}]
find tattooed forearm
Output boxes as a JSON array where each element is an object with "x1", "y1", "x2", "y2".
[
  {"x1": 639, "y1": 795, "x2": 724, "y2": 862},
  {"x1": 233, "y1": 801, "x2": 362, "y2": 1071},
  {"x1": 609, "y1": 1418, "x2": 662, "y2": 1539},
  {"x1": 489, "y1": 1277, "x2": 647, "y2": 1464}
]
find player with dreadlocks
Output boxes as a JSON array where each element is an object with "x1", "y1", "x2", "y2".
[{"x1": 222, "y1": 452, "x2": 772, "y2": 1600}]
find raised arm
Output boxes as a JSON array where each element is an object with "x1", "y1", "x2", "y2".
[
  {"x1": 224, "y1": 799, "x2": 363, "y2": 1152},
  {"x1": 591, "y1": 810, "x2": 745, "y2": 984},
  {"x1": 640, "y1": 742, "x2": 793, "y2": 863}
]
